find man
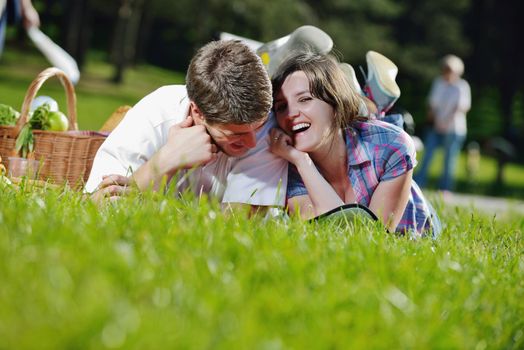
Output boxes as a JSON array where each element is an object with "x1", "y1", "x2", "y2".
[
  {"x1": 86, "y1": 40, "x2": 287, "y2": 208},
  {"x1": 414, "y1": 54, "x2": 471, "y2": 193}
]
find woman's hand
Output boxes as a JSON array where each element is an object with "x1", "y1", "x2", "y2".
[{"x1": 268, "y1": 128, "x2": 305, "y2": 165}]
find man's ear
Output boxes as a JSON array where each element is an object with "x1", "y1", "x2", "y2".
[{"x1": 189, "y1": 101, "x2": 205, "y2": 125}]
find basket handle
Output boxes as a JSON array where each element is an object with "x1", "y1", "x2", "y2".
[{"x1": 12, "y1": 67, "x2": 78, "y2": 137}]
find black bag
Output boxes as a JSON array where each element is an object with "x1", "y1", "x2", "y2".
[{"x1": 310, "y1": 203, "x2": 378, "y2": 224}]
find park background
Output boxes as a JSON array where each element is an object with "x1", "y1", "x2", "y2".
[
  {"x1": 1, "y1": 0, "x2": 523, "y2": 198},
  {"x1": 1, "y1": 1, "x2": 524, "y2": 349}
]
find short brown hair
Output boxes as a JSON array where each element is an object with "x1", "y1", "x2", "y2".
[
  {"x1": 186, "y1": 40, "x2": 272, "y2": 125},
  {"x1": 271, "y1": 51, "x2": 364, "y2": 132}
]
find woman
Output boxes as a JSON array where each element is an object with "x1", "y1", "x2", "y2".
[{"x1": 269, "y1": 51, "x2": 440, "y2": 238}]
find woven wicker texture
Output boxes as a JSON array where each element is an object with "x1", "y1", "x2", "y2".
[{"x1": 0, "y1": 67, "x2": 107, "y2": 188}]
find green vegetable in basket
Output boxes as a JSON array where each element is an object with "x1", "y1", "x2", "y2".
[
  {"x1": 47, "y1": 111, "x2": 69, "y2": 131},
  {"x1": 15, "y1": 124, "x2": 34, "y2": 158},
  {"x1": 14, "y1": 102, "x2": 70, "y2": 157},
  {"x1": 0, "y1": 104, "x2": 20, "y2": 126},
  {"x1": 29, "y1": 103, "x2": 51, "y2": 130},
  {"x1": 29, "y1": 103, "x2": 69, "y2": 131}
]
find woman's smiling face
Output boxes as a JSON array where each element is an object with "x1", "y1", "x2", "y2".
[{"x1": 273, "y1": 71, "x2": 335, "y2": 153}]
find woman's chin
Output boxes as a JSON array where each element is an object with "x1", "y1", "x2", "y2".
[{"x1": 294, "y1": 141, "x2": 315, "y2": 154}]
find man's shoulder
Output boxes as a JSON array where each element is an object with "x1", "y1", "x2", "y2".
[
  {"x1": 144, "y1": 85, "x2": 188, "y2": 104},
  {"x1": 130, "y1": 84, "x2": 189, "y2": 126},
  {"x1": 457, "y1": 78, "x2": 471, "y2": 90}
]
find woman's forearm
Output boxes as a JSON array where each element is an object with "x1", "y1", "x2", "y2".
[{"x1": 294, "y1": 154, "x2": 344, "y2": 216}]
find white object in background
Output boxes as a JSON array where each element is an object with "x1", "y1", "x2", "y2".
[
  {"x1": 365, "y1": 50, "x2": 400, "y2": 114},
  {"x1": 339, "y1": 63, "x2": 363, "y2": 95},
  {"x1": 30, "y1": 95, "x2": 59, "y2": 112},
  {"x1": 220, "y1": 26, "x2": 333, "y2": 78},
  {"x1": 219, "y1": 32, "x2": 263, "y2": 52},
  {"x1": 256, "y1": 25, "x2": 333, "y2": 78},
  {"x1": 26, "y1": 26, "x2": 80, "y2": 84}
]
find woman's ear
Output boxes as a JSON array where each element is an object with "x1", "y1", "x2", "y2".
[{"x1": 189, "y1": 101, "x2": 205, "y2": 125}]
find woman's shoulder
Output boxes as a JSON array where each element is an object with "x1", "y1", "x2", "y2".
[
  {"x1": 353, "y1": 119, "x2": 407, "y2": 139},
  {"x1": 350, "y1": 119, "x2": 415, "y2": 156}
]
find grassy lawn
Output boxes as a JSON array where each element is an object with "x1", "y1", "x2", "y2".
[
  {"x1": 0, "y1": 185, "x2": 523, "y2": 349},
  {"x1": 414, "y1": 149, "x2": 524, "y2": 199},
  {"x1": 1, "y1": 46, "x2": 523, "y2": 349}
]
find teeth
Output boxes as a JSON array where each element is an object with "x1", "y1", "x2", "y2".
[{"x1": 292, "y1": 123, "x2": 311, "y2": 132}]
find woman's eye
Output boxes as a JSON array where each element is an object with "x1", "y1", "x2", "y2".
[{"x1": 299, "y1": 96, "x2": 312, "y2": 102}]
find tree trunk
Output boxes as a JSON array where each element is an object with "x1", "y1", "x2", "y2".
[
  {"x1": 111, "y1": 0, "x2": 145, "y2": 83},
  {"x1": 135, "y1": 3, "x2": 153, "y2": 64},
  {"x1": 496, "y1": 0, "x2": 522, "y2": 144},
  {"x1": 63, "y1": 0, "x2": 92, "y2": 71}
]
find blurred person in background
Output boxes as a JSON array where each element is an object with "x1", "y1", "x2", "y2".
[
  {"x1": 0, "y1": 0, "x2": 40, "y2": 57},
  {"x1": 414, "y1": 54, "x2": 471, "y2": 194}
]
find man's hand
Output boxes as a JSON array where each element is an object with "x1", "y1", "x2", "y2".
[
  {"x1": 90, "y1": 174, "x2": 133, "y2": 203},
  {"x1": 131, "y1": 116, "x2": 219, "y2": 192},
  {"x1": 160, "y1": 116, "x2": 218, "y2": 173},
  {"x1": 268, "y1": 128, "x2": 305, "y2": 165}
]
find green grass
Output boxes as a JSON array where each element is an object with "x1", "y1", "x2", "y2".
[
  {"x1": 0, "y1": 184, "x2": 523, "y2": 349},
  {"x1": 1, "y1": 38, "x2": 523, "y2": 350},
  {"x1": 414, "y1": 149, "x2": 524, "y2": 199}
]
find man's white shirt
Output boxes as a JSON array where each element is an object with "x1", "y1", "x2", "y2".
[
  {"x1": 429, "y1": 77, "x2": 471, "y2": 135},
  {"x1": 85, "y1": 85, "x2": 288, "y2": 206}
]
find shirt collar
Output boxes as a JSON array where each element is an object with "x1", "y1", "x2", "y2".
[{"x1": 345, "y1": 125, "x2": 371, "y2": 166}]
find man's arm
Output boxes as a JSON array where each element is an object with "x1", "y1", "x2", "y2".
[
  {"x1": 89, "y1": 116, "x2": 217, "y2": 202},
  {"x1": 131, "y1": 116, "x2": 217, "y2": 191}
]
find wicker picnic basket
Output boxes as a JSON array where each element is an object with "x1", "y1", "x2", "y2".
[{"x1": 0, "y1": 67, "x2": 107, "y2": 188}]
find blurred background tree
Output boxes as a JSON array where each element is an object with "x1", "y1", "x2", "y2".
[{"x1": 6, "y1": 0, "x2": 523, "y2": 162}]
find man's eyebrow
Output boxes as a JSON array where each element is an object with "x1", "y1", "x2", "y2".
[
  {"x1": 225, "y1": 122, "x2": 266, "y2": 136},
  {"x1": 244, "y1": 121, "x2": 266, "y2": 133}
]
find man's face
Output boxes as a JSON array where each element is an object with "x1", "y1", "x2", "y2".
[{"x1": 204, "y1": 119, "x2": 267, "y2": 157}]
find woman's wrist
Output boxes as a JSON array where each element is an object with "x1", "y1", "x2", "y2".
[{"x1": 294, "y1": 152, "x2": 314, "y2": 171}]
